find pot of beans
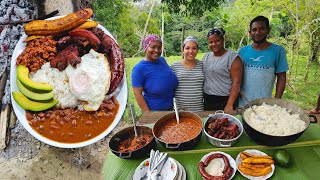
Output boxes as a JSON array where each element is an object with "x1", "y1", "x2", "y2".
[
  {"x1": 109, "y1": 126, "x2": 155, "y2": 159},
  {"x1": 203, "y1": 111, "x2": 243, "y2": 147},
  {"x1": 240, "y1": 98, "x2": 318, "y2": 146},
  {"x1": 152, "y1": 111, "x2": 203, "y2": 151}
]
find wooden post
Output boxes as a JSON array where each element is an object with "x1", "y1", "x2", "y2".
[{"x1": 0, "y1": 104, "x2": 10, "y2": 149}]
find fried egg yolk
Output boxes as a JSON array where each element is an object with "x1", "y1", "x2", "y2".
[{"x1": 66, "y1": 49, "x2": 111, "y2": 111}]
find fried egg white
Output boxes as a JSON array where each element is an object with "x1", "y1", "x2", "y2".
[
  {"x1": 66, "y1": 49, "x2": 111, "y2": 111},
  {"x1": 205, "y1": 158, "x2": 225, "y2": 176}
]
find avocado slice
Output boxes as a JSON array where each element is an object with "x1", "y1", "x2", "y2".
[
  {"x1": 17, "y1": 65, "x2": 53, "y2": 92},
  {"x1": 12, "y1": 91, "x2": 58, "y2": 112},
  {"x1": 17, "y1": 79, "x2": 54, "y2": 101}
]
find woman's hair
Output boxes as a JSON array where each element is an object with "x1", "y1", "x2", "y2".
[
  {"x1": 207, "y1": 28, "x2": 225, "y2": 38},
  {"x1": 142, "y1": 34, "x2": 162, "y2": 51},
  {"x1": 250, "y1": 16, "x2": 269, "y2": 30},
  {"x1": 183, "y1": 36, "x2": 198, "y2": 49}
]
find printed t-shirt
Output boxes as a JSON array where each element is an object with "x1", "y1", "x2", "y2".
[{"x1": 238, "y1": 43, "x2": 288, "y2": 106}]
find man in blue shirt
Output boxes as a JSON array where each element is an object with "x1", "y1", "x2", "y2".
[{"x1": 238, "y1": 16, "x2": 289, "y2": 106}]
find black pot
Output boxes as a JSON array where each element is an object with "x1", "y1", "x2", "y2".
[
  {"x1": 153, "y1": 111, "x2": 202, "y2": 151},
  {"x1": 109, "y1": 126, "x2": 155, "y2": 159},
  {"x1": 241, "y1": 98, "x2": 317, "y2": 146}
]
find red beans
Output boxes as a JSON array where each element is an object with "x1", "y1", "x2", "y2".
[
  {"x1": 85, "y1": 121, "x2": 92, "y2": 125},
  {"x1": 26, "y1": 98, "x2": 119, "y2": 143}
]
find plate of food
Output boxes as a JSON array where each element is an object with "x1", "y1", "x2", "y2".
[
  {"x1": 198, "y1": 151, "x2": 236, "y2": 180},
  {"x1": 10, "y1": 8, "x2": 127, "y2": 148},
  {"x1": 236, "y1": 149, "x2": 275, "y2": 180}
]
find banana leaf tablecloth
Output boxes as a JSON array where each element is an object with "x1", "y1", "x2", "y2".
[{"x1": 103, "y1": 116, "x2": 320, "y2": 180}]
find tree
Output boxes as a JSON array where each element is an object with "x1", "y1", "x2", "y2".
[{"x1": 134, "y1": 0, "x2": 222, "y2": 16}]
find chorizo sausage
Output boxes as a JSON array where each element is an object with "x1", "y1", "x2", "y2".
[
  {"x1": 199, "y1": 153, "x2": 232, "y2": 180},
  {"x1": 69, "y1": 29, "x2": 101, "y2": 49},
  {"x1": 91, "y1": 28, "x2": 124, "y2": 94}
]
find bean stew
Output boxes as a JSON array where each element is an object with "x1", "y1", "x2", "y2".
[{"x1": 26, "y1": 97, "x2": 119, "y2": 143}]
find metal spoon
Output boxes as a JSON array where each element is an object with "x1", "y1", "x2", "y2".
[
  {"x1": 173, "y1": 98, "x2": 180, "y2": 124},
  {"x1": 240, "y1": 91, "x2": 265, "y2": 121},
  {"x1": 130, "y1": 104, "x2": 140, "y2": 141}
]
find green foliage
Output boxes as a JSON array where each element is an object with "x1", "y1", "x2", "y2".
[{"x1": 161, "y1": 0, "x2": 221, "y2": 17}]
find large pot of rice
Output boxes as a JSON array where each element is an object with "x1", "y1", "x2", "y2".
[{"x1": 241, "y1": 98, "x2": 317, "y2": 146}]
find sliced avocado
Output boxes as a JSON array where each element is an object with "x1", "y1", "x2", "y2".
[
  {"x1": 17, "y1": 65, "x2": 53, "y2": 92},
  {"x1": 12, "y1": 91, "x2": 58, "y2": 112},
  {"x1": 17, "y1": 79, "x2": 54, "y2": 101}
]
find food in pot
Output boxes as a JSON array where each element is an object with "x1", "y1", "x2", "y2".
[
  {"x1": 157, "y1": 117, "x2": 202, "y2": 143},
  {"x1": 117, "y1": 134, "x2": 153, "y2": 152},
  {"x1": 243, "y1": 102, "x2": 306, "y2": 136},
  {"x1": 206, "y1": 117, "x2": 240, "y2": 139},
  {"x1": 238, "y1": 150, "x2": 274, "y2": 177},
  {"x1": 198, "y1": 153, "x2": 233, "y2": 180}
]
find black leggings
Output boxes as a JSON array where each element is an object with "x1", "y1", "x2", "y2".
[{"x1": 203, "y1": 93, "x2": 238, "y2": 111}]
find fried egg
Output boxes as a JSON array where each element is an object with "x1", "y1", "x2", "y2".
[
  {"x1": 66, "y1": 49, "x2": 111, "y2": 111},
  {"x1": 205, "y1": 158, "x2": 225, "y2": 176}
]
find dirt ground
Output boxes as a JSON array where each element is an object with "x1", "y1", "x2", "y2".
[{"x1": 0, "y1": 120, "x2": 129, "y2": 180}]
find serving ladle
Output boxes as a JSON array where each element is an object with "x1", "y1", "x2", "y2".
[
  {"x1": 173, "y1": 98, "x2": 180, "y2": 124},
  {"x1": 240, "y1": 91, "x2": 265, "y2": 121},
  {"x1": 130, "y1": 104, "x2": 140, "y2": 142}
]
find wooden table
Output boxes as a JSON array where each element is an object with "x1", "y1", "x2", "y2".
[
  {"x1": 138, "y1": 111, "x2": 215, "y2": 125},
  {"x1": 138, "y1": 111, "x2": 319, "y2": 125}
]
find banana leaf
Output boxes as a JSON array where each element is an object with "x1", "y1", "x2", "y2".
[{"x1": 103, "y1": 116, "x2": 320, "y2": 180}]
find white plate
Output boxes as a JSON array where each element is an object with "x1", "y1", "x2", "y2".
[
  {"x1": 133, "y1": 157, "x2": 178, "y2": 180},
  {"x1": 199, "y1": 151, "x2": 237, "y2": 180},
  {"x1": 174, "y1": 159, "x2": 186, "y2": 180},
  {"x1": 174, "y1": 159, "x2": 182, "y2": 180},
  {"x1": 10, "y1": 16, "x2": 127, "y2": 148},
  {"x1": 236, "y1": 149, "x2": 275, "y2": 180}
]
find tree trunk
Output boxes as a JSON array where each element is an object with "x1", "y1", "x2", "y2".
[
  {"x1": 288, "y1": 40, "x2": 296, "y2": 83},
  {"x1": 238, "y1": 34, "x2": 245, "y2": 51},
  {"x1": 161, "y1": 4, "x2": 165, "y2": 56},
  {"x1": 181, "y1": 26, "x2": 185, "y2": 57},
  {"x1": 310, "y1": 28, "x2": 320, "y2": 63},
  {"x1": 315, "y1": 57, "x2": 319, "y2": 81},
  {"x1": 134, "y1": 0, "x2": 156, "y2": 57},
  {"x1": 304, "y1": 34, "x2": 313, "y2": 82},
  {"x1": 293, "y1": 0, "x2": 299, "y2": 82}
]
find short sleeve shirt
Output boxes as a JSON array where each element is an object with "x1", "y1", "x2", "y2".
[
  {"x1": 202, "y1": 50, "x2": 238, "y2": 96},
  {"x1": 132, "y1": 57, "x2": 178, "y2": 111},
  {"x1": 238, "y1": 43, "x2": 288, "y2": 106},
  {"x1": 170, "y1": 60, "x2": 204, "y2": 111}
]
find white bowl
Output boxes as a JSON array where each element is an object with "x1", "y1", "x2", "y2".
[
  {"x1": 10, "y1": 16, "x2": 127, "y2": 148},
  {"x1": 203, "y1": 112, "x2": 243, "y2": 147}
]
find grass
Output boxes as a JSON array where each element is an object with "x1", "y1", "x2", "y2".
[{"x1": 122, "y1": 53, "x2": 319, "y2": 123}]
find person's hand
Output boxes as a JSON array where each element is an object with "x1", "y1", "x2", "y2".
[{"x1": 224, "y1": 105, "x2": 235, "y2": 115}]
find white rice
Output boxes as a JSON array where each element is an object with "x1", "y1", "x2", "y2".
[
  {"x1": 243, "y1": 102, "x2": 306, "y2": 136},
  {"x1": 30, "y1": 62, "x2": 79, "y2": 108}
]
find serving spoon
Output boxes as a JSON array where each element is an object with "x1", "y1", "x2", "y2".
[
  {"x1": 130, "y1": 104, "x2": 140, "y2": 142},
  {"x1": 173, "y1": 98, "x2": 180, "y2": 124},
  {"x1": 240, "y1": 91, "x2": 265, "y2": 121}
]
